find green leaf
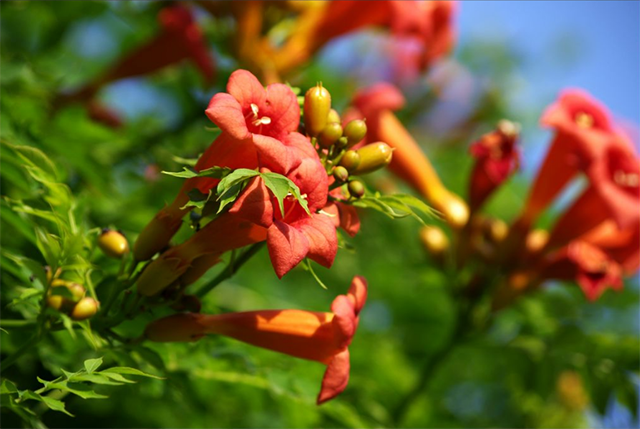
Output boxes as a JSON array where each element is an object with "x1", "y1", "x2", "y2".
[
  {"x1": 133, "y1": 346, "x2": 166, "y2": 371},
  {"x1": 20, "y1": 391, "x2": 74, "y2": 416},
  {"x1": 100, "y1": 367, "x2": 164, "y2": 380},
  {"x1": 84, "y1": 357, "x2": 103, "y2": 374},
  {"x1": 36, "y1": 378, "x2": 107, "y2": 399},
  {"x1": 216, "y1": 182, "x2": 244, "y2": 214},
  {"x1": 260, "y1": 172, "x2": 310, "y2": 216},
  {"x1": 181, "y1": 189, "x2": 213, "y2": 210},
  {"x1": 162, "y1": 165, "x2": 231, "y2": 179},
  {"x1": 351, "y1": 193, "x2": 438, "y2": 224},
  {"x1": 34, "y1": 228, "x2": 61, "y2": 268},
  {"x1": 171, "y1": 155, "x2": 199, "y2": 167},
  {"x1": 216, "y1": 169, "x2": 260, "y2": 196},
  {"x1": 1, "y1": 379, "x2": 18, "y2": 395},
  {"x1": 7, "y1": 143, "x2": 58, "y2": 181},
  {"x1": 98, "y1": 372, "x2": 136, "y2": 384},
  {"x1": 68, "y1": 373, "x2": 123, "y2": 386}
]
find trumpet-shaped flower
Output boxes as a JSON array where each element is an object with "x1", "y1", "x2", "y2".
[
  {"x1": 350, "y1": 83, "x2": 468, "y2": 227},
  {"x1": 145, "y1": 276, "x2": 368, "y2": 404},
  {"x1": 520, "y1": 89, "x2": 624, "y2": 224}
]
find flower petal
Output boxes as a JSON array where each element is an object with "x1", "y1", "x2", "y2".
[
  {"x1": 205, "y1": 93, "x2": 251, "y2": 140},
  {"x1": 317, "y1": 348, "x2": 351, "y2": 405},
  {"x1": 227, "y1": 69, "x2": 267, "y2": 109},
  {"x1": 347, "y1": 276, "x2": 368, "y2": 315},
  {"x1": 229, "y1": 177, "x2": 274, "y2": 229},
  {"x1": 253, "y1": 134, "x2": 296, "y2": 174},
  {"x1": 267, "y1": 220, "x2": 310, "y2": 278},
  {"x1": 331, "y1": 294, "x2": 357, "y2": 346},
  {"x1": 263, "y1": 83, "x2": 301, "y2": 138},
  {"x1": 295, "y1": 214, "x2": 338, "y2": 269}
]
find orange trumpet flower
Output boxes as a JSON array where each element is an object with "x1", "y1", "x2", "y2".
[{"x1": 145, "y1": 276, "x2": 368, "y2": 404}]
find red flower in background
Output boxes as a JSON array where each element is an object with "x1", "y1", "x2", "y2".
[
  {"x1": 541, "y1": 241, "x2": 623, "y2": 301},
  {"x1": 468, "y1": 120, "x2": 520, "y2": 212},
  {"x1": 145, "y1": 276, "x2": 368, "y2": 404},
  {"x1": 520, "y1": 89, "x2": 623, "y2": 224},
  {"x1": 581, "y1": 221, "x2": 640, "y2": 275}
]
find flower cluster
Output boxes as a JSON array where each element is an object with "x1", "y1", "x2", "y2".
[{"x1": 133, "y1": 70, "x2": 397, "y2": 403}]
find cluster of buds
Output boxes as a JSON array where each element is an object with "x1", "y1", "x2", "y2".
[
  {"x1": 304, "y1": 83, "x2": 393, "y2": 200},
  {"x1": 130, "y1": 71, "x2": 390, "y2": 403},
  {"x1": 45, "y1": 268, "x2": 99, "y2": 321}
]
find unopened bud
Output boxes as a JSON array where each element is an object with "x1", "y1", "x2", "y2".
[
  {"x1": 145, "y1": 313, "x2": 206, "y2": 342},
  {"x1": 137, "y1": 255, "x2": 190, "y2": 296},
  {"x1": 98, "y1": 228, "x2": 129, "y2": 259},
  {"x1": 134, "y1": 213, "x2": 183, "y2": 261},
  {"x1": 351, "y1": 142, "x2": 393, "y2": 175},
  {"x1": 70, "y1": 297, "x2": 99, "y2": 321},
  {"x1": 348, "y1": 180, "x2": 365, "y2": 198},
  {"x1": 419, "y1": 226, "x2": 449, "y2": 258},
  {"x1": 336, "y1": 136, "x2": 349, "y2": 149},
  {"x1": 340, "y1": 150, "x2": 361, "y2": 171},
  {"x1": 179, "y1": 253, "x2": 221, "y2": 287},
  {"x1": 487, "y1": 219, "x2": 508, "y2": 243},
  {"x1": 327, "y1": 109, "x2": 341, "y2": 124},
  {"x1": 318, "y1": 122, "x2": 343, "y2": 149},
  {"x1": 441, "y1": 193, "x2": 470, "y2": 229},
  {"x1": 557, "y1": 371, "x2": 588, "y2": 411},
  {"x1": 46, "y1": 280, "x2": 86, "y2": 312},
  {"x1": 304, "y1": 83, "x2": 331, "y2": 136},
  {"x1": 332, "y1": 166, "x2": 349, "y2": 183},
  {"x1": 344, "y1": 119, "x2": 367, "y2": 147}
]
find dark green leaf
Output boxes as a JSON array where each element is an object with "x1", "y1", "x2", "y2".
[{"x1": 1, "y1": 379, "x2": 18, "y2": 395}]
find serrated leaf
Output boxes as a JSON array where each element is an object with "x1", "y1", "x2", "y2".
[
  {"x1": 216, "y1": 169, "x2": 259, "y2": 196},
  {"x1": 101, "y1": 367, "x2": 164, "y2": 380},
  {"x1": 9, "y1": 288, "x2": 43, "y2": 307},
  {"x1": 163, "y1": 166, "x2": 231, "y2": 179},
  {"x1": 351, "y1": 193, "x2": 437, "y2": 225},
  {"x1": 181, "y1": 189, "x2": 213, "y2": 210},
  {"x1": 99, "y1": 372, "x2": 136, "y2": 384},
  {"x1": 34, "y1": 228, "x2": 61, "y2": 268},
  {"x1": 84, "y1": 357, "x2": 103, "y2": 374},
  {"x1": 260, "y1": 172, "x2": 310, "y2": 216},
  {"x1": 216, "y1": 182, "x2": 244, "y2": 214},
  {"x1": 171, "y1": 155, "x2": 199, "y2": 167},
  {"x1": 1, "y1": 379, "x2": 18, "y2": 395},
  {"x1": 20, "y1": 391, "x2": 74, "y2": 416},
  {"x1": 37, "y1": 378, "x2": 108, "y2": 399}
]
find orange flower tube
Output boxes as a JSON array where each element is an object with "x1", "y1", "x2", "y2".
[{"x1": 145, "y1": 276, "x2": 368, "y2": 404}]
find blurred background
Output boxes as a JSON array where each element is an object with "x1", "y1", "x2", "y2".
[{"x1": 1, "y1": 1, "x2": 638, "y2": 428}]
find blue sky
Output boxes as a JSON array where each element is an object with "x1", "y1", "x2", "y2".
[{"x1": 458, "y1": 0, "x2": 640, "y2": 124}]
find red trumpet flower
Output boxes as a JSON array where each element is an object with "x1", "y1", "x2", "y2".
[{"x1": 145, "y1": 276, "x2": 368, "y2": 404}]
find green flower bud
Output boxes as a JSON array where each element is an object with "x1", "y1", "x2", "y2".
[
  {"x1": 336, "y1": 136, "x2": 349, "y2": 149},
  {"x1": 70, "y1": 297, "x2": 99, "y2": 321},
  {"x1": 318, "y1": 122, "x2": 343, "y2": 149},
  {"x1": 327, "y1": 109, "x2": 341, "y2": 124},
  {"x1": 351, "y1": 142, "x2": 393, "y2": 175},
  {"x1": 332, "y1": 166, "x2": 349, "y2": 183},
  {"x1": 339, "y1": 150, "x2": 361, "y2": 172},
  {"x1": 304, "y1": 83, "x2": 331, "y2": 137},
  {"x1": 344, "y1": 119, "x2": 367, "y2": 146},
  {"x1": 348, "y1": 180, "x2": 365, "y2": 199},
  {"x1": 98, "y1": 228, "x2": 130, "y2": 259}
]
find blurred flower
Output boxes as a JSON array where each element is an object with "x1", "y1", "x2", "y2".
[
  {"x1": 349, "y1": 83, "x2": 469, "y2": 228},
  {"x1": 556, "y1": 371, "x2": 589, "y2": 412},
  {"x1": 468, "y1": 120, "x2": 520, "y2": 212},
  {"x1": 580, "y1": 221, "x2": 639, "y2": 275},
  {"x1": 519, "y1": 89, "x2": 621, "y2": 225},
  {"x1": 145, "y1": 276, "x2": 368, "y2": 404},
  {"x1": 540, "y1": 241, "x2": 623, "y2": 301}
]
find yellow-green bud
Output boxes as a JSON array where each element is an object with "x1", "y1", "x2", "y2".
[
  {"x1": 46, "y1": 280, "x2": 86, "y2": 312},
  {"x1": 318, "y1": 123, "x2": 343, "y2": 149},
  {"x1": 419, "y1": 226, "x2": 449, "y2": 259},
  {"x1": 304, "y1": 84, "x2": 331, "y2": 137},
  {"x1": 348, "y1": 180, "x2": 365, "y2": 198},
  {"x1": 332, "y1": 166, "x2": 349, "y2": 183},
  {"x1": 98, "y1": 228, "x2": 129, "y2": 259},
  {"x1": 336, "y1": 136, "x2": 349, "y2": 149},
  {"x1": 339, "y1": 150, "x2": 361, "y2": 172},
  {"x1": 70, "y1": 297, "x2": 99, "y2": 321},
  {"x1": 351, "y1": 142, "x2": 393, "y2": 175},
  {"x1": 327, "y1": 109, "x2": 341, "y2": 124},
  {"x1": 344, "y1": 119, "x2": 367, "y2": 146}
]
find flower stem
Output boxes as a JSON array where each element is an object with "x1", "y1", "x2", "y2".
[
  {"x1": 0, "y1": 319, "x2": 37, "y2": 328},
  {"x1": 195, "y1": 242, "x2": 265, "y2": 298}
]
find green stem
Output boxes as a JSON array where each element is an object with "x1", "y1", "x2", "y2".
[
  {"x1": 195, "y1": 242, "x2": 265, "y2": 298},
  {"x1": 0, "y1": 319, "x2": 37, "y2": 328}
]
